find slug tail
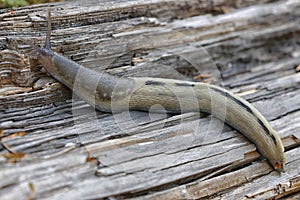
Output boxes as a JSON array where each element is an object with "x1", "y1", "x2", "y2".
[{"x1": 45, "y1": 9, "x2": 52, "y2": 50}]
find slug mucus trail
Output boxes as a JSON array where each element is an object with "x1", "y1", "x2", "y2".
[{"x1": 32, "y1": 10, "x2": 285, "y2": 171}]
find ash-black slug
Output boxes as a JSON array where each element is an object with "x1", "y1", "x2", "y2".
[{"x1": 32, "y1": 10, "x2": 285, "y2": 171}]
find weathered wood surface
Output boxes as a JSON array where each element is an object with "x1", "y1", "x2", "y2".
[{"x1": 0, "y1": 0, "x2": 300, "y2": 199}]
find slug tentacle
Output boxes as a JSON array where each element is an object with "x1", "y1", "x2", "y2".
[{"x1": 33, "y1": 10, "x2": 286, "y2": 171}]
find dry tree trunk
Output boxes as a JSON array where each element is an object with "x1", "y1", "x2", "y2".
[{"x1": 0, "y1": 0, "x2": 299, "y2": 199}]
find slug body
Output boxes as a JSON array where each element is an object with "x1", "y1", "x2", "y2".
[{"x1": 34, "y1": 11, "x2": 285, "y2": 171}]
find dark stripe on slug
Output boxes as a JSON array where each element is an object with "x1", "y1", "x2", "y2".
[
  {"x1": 145, "y1": 80, "x2": 165, "y2": 86},
  {"x1": 229, "y1": 95, "x2": 254, "y2": 115},
  {"x1": 257, "y1": 118, "x2": 277, "y2": 145},
  {"x1": 211, "y1": 88, "x2": 254, "y2": 114},
  {"x1": 211, "y1": 87, "x2": 278, "y2": 145},
  {"x1": 271, "y1": 134, "x2": 277, "y2": 145},
  {"x1": 257, "y1": 118, "x2": 270, "y2": 134},
  {"x1": 174, "y1": 82, "x2": 195, "y2": 87}
]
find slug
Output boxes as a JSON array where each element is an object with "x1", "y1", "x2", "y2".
[{"x1": 33, "y1": 11, "x2": 285, "y2": 171}]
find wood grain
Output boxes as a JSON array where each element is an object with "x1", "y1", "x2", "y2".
[{"x1": 0, "y1": 0, "x2": 299, "y2": 199}]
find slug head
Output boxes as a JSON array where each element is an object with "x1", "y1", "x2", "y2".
[
  {"x1": 266, "y1": 130, "x2": 286, "y2": 172},
  {"x1": 271, "y1": 159, "x2": 285, "y2": 172}
]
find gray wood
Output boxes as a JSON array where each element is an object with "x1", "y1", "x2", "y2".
[{"x1": 0, "y1": 0, "x2": 300, "y2": 199}]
